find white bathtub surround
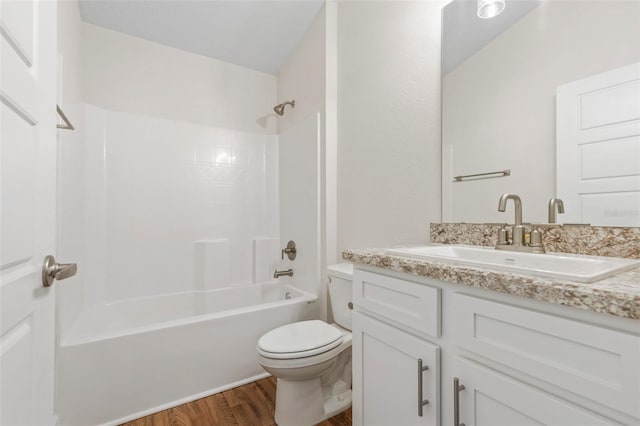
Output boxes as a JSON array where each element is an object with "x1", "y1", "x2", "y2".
[
  {"x1": 57, "y1": 283, "x2": 316, "y2": 425},
  {"x1": 253, "y1": 238, "x2": 281, "y2": 283},
  {"x1": 70, "y1": 105, "x2": 280, "y2": 306},
  {"x1": 278, "y1": 113, "x2": 321, "y2": 299},
  {"x1": 57, "y1": 0, "x2": 87, "y2": 338},
  {"x1": 193, "y1": 239, "x2": 231, "y2": 291},
  {"x1": 57, "y1": 106, "x2": 110, "y2": 335}
]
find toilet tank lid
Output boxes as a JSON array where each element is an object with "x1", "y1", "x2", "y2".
[{"x1": 327, "y1": 263, "x2": 353, "y2": 280}]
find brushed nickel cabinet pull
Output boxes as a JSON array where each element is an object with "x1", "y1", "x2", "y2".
[
  {"x1": 453, "y1": 377, "x2": 466, "y2": 426},
  {"x1": 417, "y1": 359, "x2": 429, "y2": 417}
]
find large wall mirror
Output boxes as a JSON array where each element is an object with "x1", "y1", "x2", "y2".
[{"x1": 441, "y1": 0, "x2": 640, "y2": 226}]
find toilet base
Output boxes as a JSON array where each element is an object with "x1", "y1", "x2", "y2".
[
  {"x1": 274, "y1": 378, "x2": 351, "y2": 426},
  {"x1": 323, "y1": 389, "x2": 352, "y2": 419}
]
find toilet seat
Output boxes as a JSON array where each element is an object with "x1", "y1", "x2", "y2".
[
  {"x1": 258, "y1": 320, "x2": 344, "y2": 360},
  {"x1": 258, "y1": 329, "x2": 352, "y2": 371}
]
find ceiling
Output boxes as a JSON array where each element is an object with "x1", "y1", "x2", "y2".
[
  {"x1": 442, "y1": 0, "x2": 541, "y2": 75},
  {"x1": 78, "y1": 0, "x2": 325, "y2": 75}
]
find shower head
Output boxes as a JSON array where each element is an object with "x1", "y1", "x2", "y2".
[{"x1": 273, "y1": 100, "x2": 295, "y2": 116}]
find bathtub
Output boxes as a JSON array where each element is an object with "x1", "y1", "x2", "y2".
[{"x1": 56, "y1": 282, "x2": 317, "y2": 425}]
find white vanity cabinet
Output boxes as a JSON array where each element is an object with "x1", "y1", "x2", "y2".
[
  {"x1": 352, "y1": 270, "x2": 441, "y2": 426},
  {"x1": 352, "y1": 267, "x2": 640, "y2": 426}
]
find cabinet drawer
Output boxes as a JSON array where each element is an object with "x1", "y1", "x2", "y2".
[
  {"x1": 353, "y1": 270, "x2": 440, "y2": 337},
  {"x1": 452, "y1": 293, "x2": 640, "y2": 418}
]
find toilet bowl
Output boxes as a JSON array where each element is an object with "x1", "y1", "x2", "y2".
[{"x1": 257, "y1": 263, "x2": 353, "y2": 426}]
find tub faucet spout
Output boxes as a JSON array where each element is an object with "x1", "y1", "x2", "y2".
[{"x1": 274, "y1": 269, "x2": 293, "y2": 278}]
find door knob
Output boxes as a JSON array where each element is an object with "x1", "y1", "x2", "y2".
[{"x1": 42, "y1": 255, "x2": 77, "y2": 287}]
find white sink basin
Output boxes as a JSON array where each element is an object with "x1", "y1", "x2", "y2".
[{"x1": 385, "y1": 245, "x2": 640, "y2": 283}]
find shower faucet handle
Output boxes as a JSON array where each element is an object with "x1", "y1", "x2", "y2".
[{"x1": 281, "y1": 240, "x2": 297, "y2": 261}]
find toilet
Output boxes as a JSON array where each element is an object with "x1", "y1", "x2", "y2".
[{"x1": 257, "y1": 263, "x2": 353, "y2": 426}]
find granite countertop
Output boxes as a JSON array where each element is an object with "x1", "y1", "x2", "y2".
[{"x1": 342, "y1": 247, "x2": 640, "y2": 320}]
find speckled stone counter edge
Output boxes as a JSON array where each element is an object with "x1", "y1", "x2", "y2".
[
  {"x1": 342, "y1": 248, "x2": 640, "y2": 320},
  {"x1": 430, "y1": 223, "x2": 640, "y2": 259}
]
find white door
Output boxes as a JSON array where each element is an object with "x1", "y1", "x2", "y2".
[
  {"x1": 452, "y1": 357, "x2": 618, "y2": 426},
  {"x1": 556, "y1": 62, "x2": 640, "y2": 226},
  {"x1": 1, "y1": 1, "x2": 58, "y2": 424},
  {"x1": 353, "y1": 313, "x2": 440, "y2": 426}
]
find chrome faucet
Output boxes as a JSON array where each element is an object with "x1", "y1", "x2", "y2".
[
  {"x1": 548, "y1": 198, "x2": 565, "y2": 224},
  {"x1": 496, "y1": 193, "x2": 545, "y2": 253},
  {"x1": 497, "y1": 193, "x2": 525, "y2": 246},
  {"x1": 274, "y1": 269, "x2": 293, "y2": 278}
]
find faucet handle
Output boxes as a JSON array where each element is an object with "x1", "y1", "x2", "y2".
[
  {"x1": 497, "y1": 225, "x2": 510, "y2": 246},
  {"x1": 530, "y1": 227, "x2": 545, "y2": 253},
  {"x1": 281, "y1": 240, "x2": 297, "y2": 260}
]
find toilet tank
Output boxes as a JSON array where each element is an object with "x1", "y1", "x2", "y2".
[{"x1": 327, "y1": 263, "x2": 353, "y2": 331}]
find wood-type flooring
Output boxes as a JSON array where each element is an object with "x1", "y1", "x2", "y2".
[{"x1": 122, "y1": 376, "x2": 352, "y2": 426}]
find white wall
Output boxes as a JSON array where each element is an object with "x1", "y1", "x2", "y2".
[
  {"x1": 325, "y1": 2, "x2": 338, "y2": 268},
  {"x1": 337, "y1": 1, "x2": 443, "y2": 253},
  {"x1": 82, "y1": 23, "x2": 278, "y2": 134},
  {"x1": 277, "y1": 7, "x2": 326, "y2": 135},
  {"x1": 442, "y1": 0, "x2": 640, "y2": 223}
]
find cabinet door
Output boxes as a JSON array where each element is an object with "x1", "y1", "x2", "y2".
[
  {"x1": 353, "y1": 313, "x2": 440, "y2": 426},
  {"x1": 452, "y1": 358, "x2": 620, "y2": 426}
]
